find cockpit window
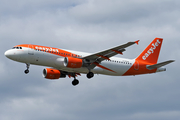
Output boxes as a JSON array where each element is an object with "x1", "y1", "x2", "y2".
[{"x1": 12, "y1": 47, "x2": 22, "y2": 49}]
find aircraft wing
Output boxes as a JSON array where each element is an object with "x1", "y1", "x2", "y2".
[
  {"x1": 82, "y1": 40, "x2": 139, "y2": 67},
  {"x1": 147, "y1": 60, "x2": 175, "y2": 70}
]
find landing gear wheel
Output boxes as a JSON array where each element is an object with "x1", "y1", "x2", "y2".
[
  {"x1": 72, "y1": 79, "x2": 79, "y2": 86},
  {"x1": 24, "y1": 69, "x2": 29, "y2": 74},
  {"x1": 24, "y1": 63, "x2": 30, "y2": 74},
  {"x1": 87, "y1": 72, "x2": 94, "y2": 79}
]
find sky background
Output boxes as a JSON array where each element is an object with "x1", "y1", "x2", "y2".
[{"x1": 0, "y1": 0, "x2": 179, "y2": 120}]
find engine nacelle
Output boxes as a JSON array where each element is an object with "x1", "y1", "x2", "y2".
[
  {"x1": 64, "y1": 57, "x2": 83, "y2": 68},
  {"x1": 43, "y1": 68, "x2": 66, "y2": 79}
]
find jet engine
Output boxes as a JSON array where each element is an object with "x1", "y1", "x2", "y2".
[
  {"x1": 43, "y1": 68, "x2": 66, "y2": 79},
  {"x1": 64, "y1": 57, "x2": 83, "y2": 68}
]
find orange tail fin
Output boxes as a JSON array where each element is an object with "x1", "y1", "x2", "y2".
[{"x1": 136, "y1": 38, "x2": 163, "y2": 64}]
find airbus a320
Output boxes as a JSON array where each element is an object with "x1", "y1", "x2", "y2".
[{"x1": 4, "y1": 38, "x2": 174, "y2": 86}]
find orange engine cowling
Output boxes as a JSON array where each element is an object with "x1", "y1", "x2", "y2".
[
  {"x1": 64, "y1": 57, "x2": 83, "y2": 68},
  {"x1": 43, "y1": 68, "x2": 66, "y2": 79}
]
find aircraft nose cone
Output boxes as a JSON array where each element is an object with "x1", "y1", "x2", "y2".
[
  {"x1": 5, "y1": 50, "x2": 9, "y2": 57},
  {"x1": 4, "y1": 50, "x2": 13, "y2": 59}
]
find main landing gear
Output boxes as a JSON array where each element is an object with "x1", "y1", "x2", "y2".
[
  {"x1": 87, "y1": 72, "x2": 94, "y2": 79},
  {"x1": 72, "y1": 79, "x2": 79, "y2": 86},
  {"x1": 24, "y1": 63, "x2": 30, "y2": 74},
  {"x1": 71, "y1": 72, "x2": 94, "y2": 86},
  {"x1": 71, "y1": 73, "x2": 79, "y2": 86}
]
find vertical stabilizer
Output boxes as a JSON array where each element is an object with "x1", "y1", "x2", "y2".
[{"x1": 136, "y1": 38, "x2": 163, "y2": 64}]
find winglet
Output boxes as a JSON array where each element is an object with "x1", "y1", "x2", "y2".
[{"x1": 135, "y1": 40, "x2": 140, "y2": 45}]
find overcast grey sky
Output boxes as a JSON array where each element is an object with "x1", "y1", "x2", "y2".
[{"x1": 0, "y1": 0, "x2": 179, "y2": 120}]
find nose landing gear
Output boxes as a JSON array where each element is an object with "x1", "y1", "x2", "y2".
[
  {"x1": 24, "y1": 63, "x2": 30, "y2": 74},
  {"x1": 25, "y1": 69, "x2": 29, "y2": 74}
]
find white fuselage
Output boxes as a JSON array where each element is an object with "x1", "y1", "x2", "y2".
[{"x1": 5, "y1": 46, "x2": 134, "y2": 76}]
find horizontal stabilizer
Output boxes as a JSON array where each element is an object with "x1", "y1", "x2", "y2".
[{"x1": 147, "y1": 60, "x2": 175, "y2": 70}]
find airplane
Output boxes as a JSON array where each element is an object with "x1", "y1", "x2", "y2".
[{"x1": 4, "y1": 38, "x2": 174, "y2": 86}]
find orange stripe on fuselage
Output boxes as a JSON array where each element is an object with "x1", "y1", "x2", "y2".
[
  {"x1": 15, "y1": 44, "x2": 82, "y2": 58},
  {"x1": 93, "y1": 62, "x2": 116, "y2": 73}
]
